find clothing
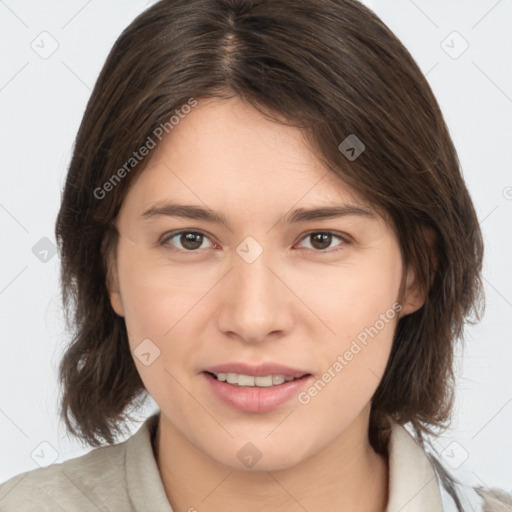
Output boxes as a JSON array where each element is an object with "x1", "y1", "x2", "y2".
[{"x1": 0, "y1": 413, "x2": 508, "y2": 511}]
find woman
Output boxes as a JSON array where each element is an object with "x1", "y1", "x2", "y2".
[{"x1": 0, "y1": 0, "x2": 509, "y2": 510}]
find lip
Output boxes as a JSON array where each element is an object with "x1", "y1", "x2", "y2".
[
  {"x1": 203, "y1": 362, "x2": 310, "y2": 379},
  {"x1": 202, "y1": 369, "x2": 313, "y2": 414}
]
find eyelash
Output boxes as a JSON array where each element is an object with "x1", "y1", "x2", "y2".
[{"x1": 160, "y1": 230, "x2": 350, "y2": 253}]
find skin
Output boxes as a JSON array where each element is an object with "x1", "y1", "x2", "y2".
[{"x1": 107, "y1": 96, "x2": 424, "y2": 512}]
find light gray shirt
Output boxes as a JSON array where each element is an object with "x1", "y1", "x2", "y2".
[{"x1": 0, "y1": 413, "x2": 504, "y2": 511}]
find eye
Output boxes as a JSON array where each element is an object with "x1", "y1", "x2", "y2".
[
  {"x1": 160, "y1": 230, "x2": 349, "y2": 253},
  {"x1": 161, "y1": 230, "x2": 216, "y2": 251},
  {"x1": 296, "y1": 231, "x2": 348, "y2": 252}
]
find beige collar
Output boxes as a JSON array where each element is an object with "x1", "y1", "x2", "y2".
[{"x1": 386, "y1": 422, "x2": 443, "y2": 512}]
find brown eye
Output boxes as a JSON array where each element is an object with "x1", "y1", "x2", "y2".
[
  {"x1": 297, "y1": 232, "x2": 346, "y2": 252},
  {"x1": 162, "y1": 231, "x2": 213, "y2": 251}
]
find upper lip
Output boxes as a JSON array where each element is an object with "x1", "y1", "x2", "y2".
[{"x1": 204, "y1": 363, "x2": 311, "y2": 378}]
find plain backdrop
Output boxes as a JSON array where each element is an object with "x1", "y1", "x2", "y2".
[{"x1": 1, "y1": 0, "x2": 511, "y2": 493}]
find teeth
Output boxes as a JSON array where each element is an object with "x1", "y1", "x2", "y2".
[{"x1": 214, "y1": 372, "x2": 301, "y2": 387}]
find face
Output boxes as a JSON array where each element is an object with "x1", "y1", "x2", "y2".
[{"x1": 107, "y1": 96, "x2": 422, "y2": 471}]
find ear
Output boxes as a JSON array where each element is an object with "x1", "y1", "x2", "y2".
[
  {"x1": 398, "y1": 266, "x2": 425, "y2": 317},
  {"x1": 102, "y1": 232, "x2": 125, "y2": 318},
  {"x1": 398, "y1": 228, "x2": 437, "y2": 318}
]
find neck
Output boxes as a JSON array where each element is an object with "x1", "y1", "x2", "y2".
[{"x1": 154, "y1": 409, "x2": 389, "y2": 512}]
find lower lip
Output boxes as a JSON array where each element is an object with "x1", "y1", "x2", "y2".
[{"x1": 202, "y1": 372, "x2": 313, "y2": 413}]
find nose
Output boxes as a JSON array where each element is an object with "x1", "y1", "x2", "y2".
[{"x1": 216, "y1": 245, "x2": 295, "y2": 345}]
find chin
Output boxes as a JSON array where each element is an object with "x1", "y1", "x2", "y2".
[{"x1": 206, "y1": 438, "x2": 314, "y2": 472}]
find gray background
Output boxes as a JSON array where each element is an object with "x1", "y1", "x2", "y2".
[{"x1": 1, "y1": 0, "x2": 511, "y2": 492}]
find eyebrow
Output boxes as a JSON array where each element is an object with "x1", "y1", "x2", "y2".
[{"x1": 140, "y1": 202, "x2": 375, "y2": 229}]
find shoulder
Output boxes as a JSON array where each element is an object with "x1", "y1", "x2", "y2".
[
  {"x1": 474, "y1": 486, "x2": 512, "y2": 512},
  {"x1": 0, "y1": 413, "x2": 163, "y2": 512},
  {"x1": 0, "y1": 436, "x2": 130, "y2": 512},
  {"x1": 428, "y1": 450, "x2": 512, "y2": 512},
  {"x1": 437, "y1": 479, "x2": 512, "y2": 512},
  {"x1": 388, "y1": 422, "x2": 512, "y2": 512}
]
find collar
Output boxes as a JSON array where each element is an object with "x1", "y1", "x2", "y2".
[
  {"x1": 386, "y1": 421, "x2": 443, "y2": 512},
  {"x1": 125, "y1": 413, "x2": 174, "y2": 512}
]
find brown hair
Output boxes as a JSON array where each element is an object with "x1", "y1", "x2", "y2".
[{"x1": 55, "y1": 0, "x2": 483, "y2": 506}]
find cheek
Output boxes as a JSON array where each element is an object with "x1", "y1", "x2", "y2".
[
  {"x1": 305, "y1": 248, "x2": 402, "y2": 396},
  {"x1": 312, "y1": 249, "x2": 402, "y2": 338},
  {"x1": 115, "y1": 259, "x2": 201, "y2": 414},
  {"x1": 116, "y1": 241, "x2": 207, "y2": 339},
  {"x1": 114, "y1": 246, "x2": 229, "y2": 405},
  {"x1": 113, "y1": 246, "x2": 201, "y2": 387}
]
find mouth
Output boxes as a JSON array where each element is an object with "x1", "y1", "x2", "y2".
[
  {"x1": 204, "y1": 371, "x2": 310, "y2": 388},
  {"x1": 201, "y1": 365, "x2": 313, "y2": 413}
]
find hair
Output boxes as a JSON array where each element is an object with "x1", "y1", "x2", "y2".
[{"x1": 55, "y1": 0, "x2": 483, "y2": 509}]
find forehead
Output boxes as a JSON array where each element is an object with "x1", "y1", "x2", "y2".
[{"x1": 120, "y1": 96, "x2": 372, "y2": 218}]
